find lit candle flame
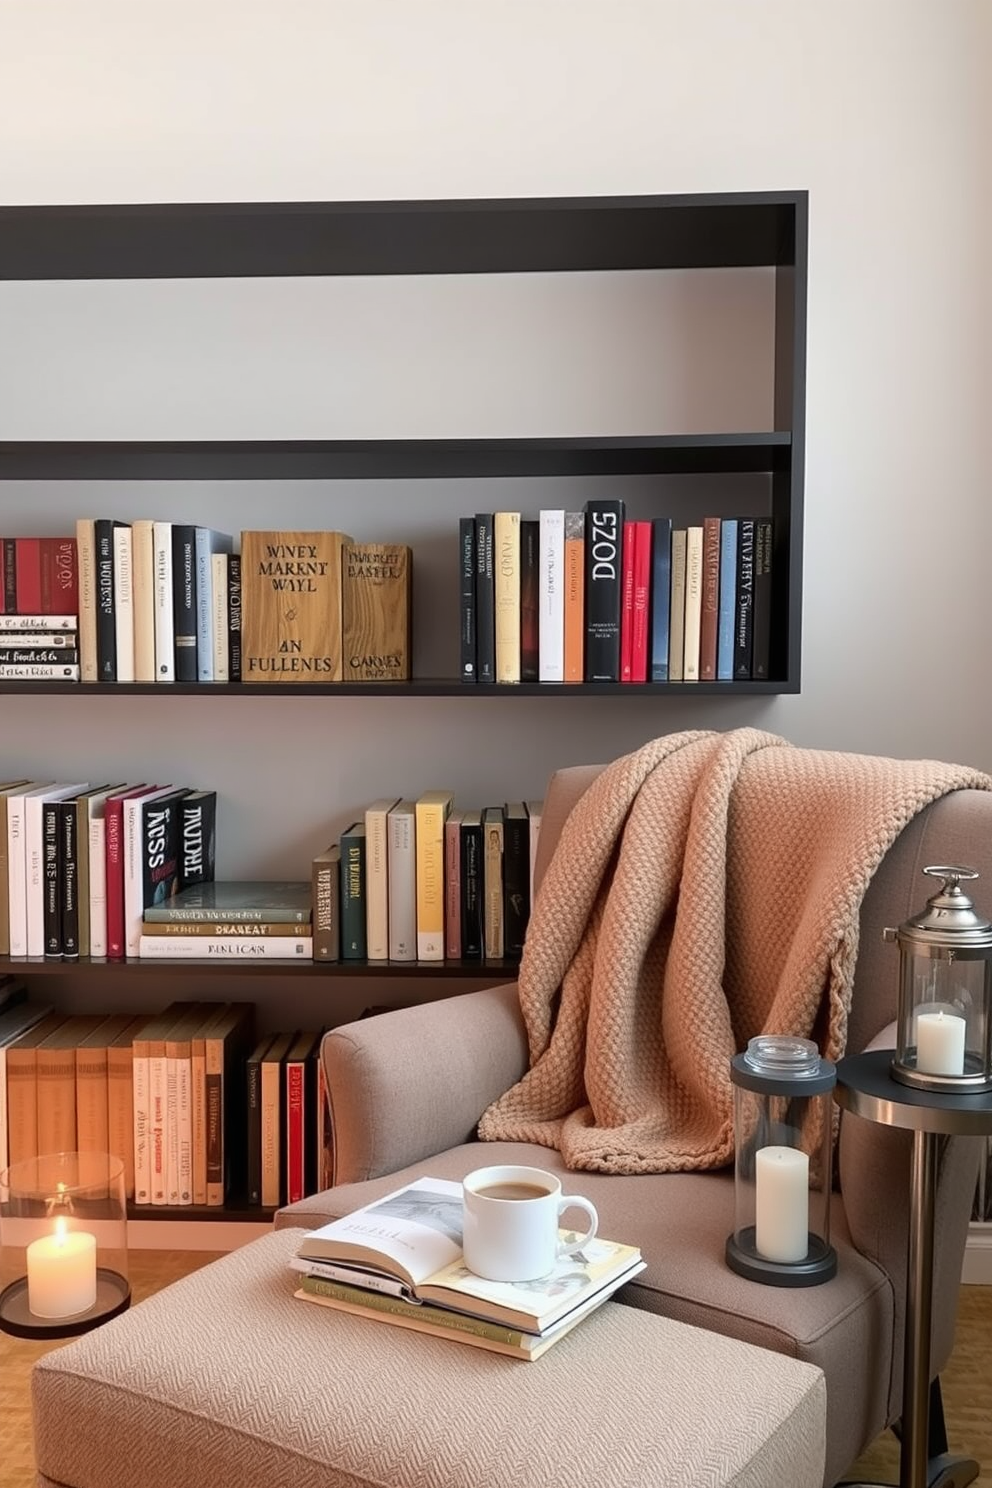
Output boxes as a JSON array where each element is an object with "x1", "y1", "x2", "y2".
[{"x1": 54, "y1": 1217, "x2": 68, "y2": 1245}]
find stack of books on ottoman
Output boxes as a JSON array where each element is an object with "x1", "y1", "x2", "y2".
[{"x1": 290, "y1": 1177, "x2": 644, "y2": 1359}]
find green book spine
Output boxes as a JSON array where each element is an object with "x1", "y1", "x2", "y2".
[{"x1": 339, "y1": 822, "x2": 367, "y2": 960}]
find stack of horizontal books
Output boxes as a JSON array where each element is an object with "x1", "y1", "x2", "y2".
[
  {"x1": 290, "y1": 1176, "x2": 644, "y2": 1359},
  {"x1": 139, "y1": 880, "x2": 313, "y2": 959}
]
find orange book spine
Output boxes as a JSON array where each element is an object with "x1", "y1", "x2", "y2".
[{"x1": 563, "y1": 512, "x2": 585, "y2": 683}]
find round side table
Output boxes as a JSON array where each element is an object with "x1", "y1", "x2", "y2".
[{"x1": 835, "y1": 1050, "x2": 992, "y2": 1488}]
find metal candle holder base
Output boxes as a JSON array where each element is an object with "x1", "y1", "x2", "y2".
[
  {"x1": 0, "y1": 1268, "x2": 130, "y2": 1339},
  {"x1": 725, "y1": 1229, "x2": 836, "y2": 1288}
]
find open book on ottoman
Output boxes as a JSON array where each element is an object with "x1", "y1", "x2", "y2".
[{"x1": 291, "y1": 1176, "x2": 644, "y2": 1359}]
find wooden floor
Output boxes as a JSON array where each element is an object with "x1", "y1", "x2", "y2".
[{"x1": 1, "y1": 1252, "x2": 989, "y2": 1488}]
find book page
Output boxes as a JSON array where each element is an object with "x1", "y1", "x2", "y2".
[
  {"x1": 298, "y1": 1177, "x2": 464, "y2": 1287},
  {"x1": 423, "y1": 1234, "x2": 642, "y2": 1329}
]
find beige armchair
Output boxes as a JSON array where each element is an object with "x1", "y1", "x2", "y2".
[{"x1": 276, "y1": 762, "x2": 990, "y2": 1488}]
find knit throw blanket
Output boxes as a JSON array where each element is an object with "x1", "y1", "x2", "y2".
[{"x1": 478, "y1": 728, "x2": 992, "y2": 1174}]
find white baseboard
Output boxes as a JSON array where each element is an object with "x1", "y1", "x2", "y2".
[{"x1": 962, "y1": 1222, "x2": 992, "y2": 1285}]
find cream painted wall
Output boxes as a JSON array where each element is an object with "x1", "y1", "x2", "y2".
[{"x1": 0, "y1": 0, "x2": 989, "y2": 981}]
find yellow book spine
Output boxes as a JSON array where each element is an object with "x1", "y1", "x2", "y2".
[
  {"x1": 493, "y1": 511, "x2": 521, "y2": 684},
  {"x1": 416, "y1": 791, "x2": 453, "y2": 960}
]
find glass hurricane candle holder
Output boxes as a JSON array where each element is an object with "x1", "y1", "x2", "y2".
[
  {"x1": 886, "y1": 866, "x2": 992, "y2": 1093},
  {"x1": 0, "y1": 1151, "x2": 130, "y2": 1338},
  {"x1": 726, "y1": 1035, "x2": 837, "y2": 1287}
]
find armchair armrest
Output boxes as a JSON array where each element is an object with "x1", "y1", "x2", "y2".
[{"x1": 322, "y1": 982, "x2": 529, "y2": 1185}]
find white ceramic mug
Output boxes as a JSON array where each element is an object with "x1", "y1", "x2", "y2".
[{"x1": 461, "y1": 1164, "x2": 598, "y2": 1282}]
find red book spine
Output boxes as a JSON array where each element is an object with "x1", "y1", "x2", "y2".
[
  {"x1": 619, "y1": 520, "x2": 636, "y2": 684},
  {"x1": 105, "y1": 797, "x2": 127, "y2": 960},
  {"x1": 41, "y1": 537, "x2": 79, "y2": 615},
  {"x1": 630, "y1": 521, "x2": 652, "y2": 684},
  {"x1": 285, "y1": 1061, "x2": 305, "y2": 1205},
  {"x1": 14, "y1": 538, "x2": 42, "y2": 614}
]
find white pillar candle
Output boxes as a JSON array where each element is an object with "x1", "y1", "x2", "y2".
[
  {"x1": 755, "y1": 1145, "x2": 809, "y2": 1264},
  {"x1": 26, "y1": 1218, "x2": 97, "y2": 1319},
  {"x1": 915, "y1": 1010, "x2": 966, "y2": 1076}
]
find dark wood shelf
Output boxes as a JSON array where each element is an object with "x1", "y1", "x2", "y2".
[
  {"x1": 0, "y1": 192, "x2": 802, "y2": 281},
  {"x1": 127, "y1": 1197, "x2": 276, "y2": 1223},
  {"x1": 0, "y1": 431, "x2": 792, "y2": 482},
  {"x1": 0, "y1": 955, "x2": 520, "y2": 979},
  {"x1": 0, "y1": 677, "x2": 794, "y2": 697}
]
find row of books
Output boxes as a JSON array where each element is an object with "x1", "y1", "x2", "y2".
[
  {"x1": 0, "y1": 778, "x2": 216, "y2": 960},
  {"x1": 312, "y1": 796, "x2": 543, "y2": 965},
  {"x1": 459, "y1": 506, "x2": 775, "y2": 684},
  {"x1": 0, "y1": 990, "x2": 335, "y2": 1209},
  {"x1": 0, "y1": 613, "x2": 81, "y2": 682},
  {"x1": 291, "y1": 1175, "x2": 644, "y2": 1360},
  {"x1": 3, "y1": 524, "x2": 414, "y2": 686}
]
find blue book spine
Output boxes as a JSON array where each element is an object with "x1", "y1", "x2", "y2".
[
  {"x1": 649, "y1": 517, "x2": 672, "y2": 681},
  {"x1": 195, "y1": 528, "x2": 233, "y2": 683},
  {"x1": 717, "y1": 519, "x2": 739, "y2": 680}
]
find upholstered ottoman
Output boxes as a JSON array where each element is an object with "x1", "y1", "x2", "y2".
[{"x1": 32, "y1": 1228, "x2": 826, "y2": 1488}]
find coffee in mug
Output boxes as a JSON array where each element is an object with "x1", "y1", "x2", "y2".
[{"x1": 462, "y1": 1164, "x2": 598, "y2": 1282}]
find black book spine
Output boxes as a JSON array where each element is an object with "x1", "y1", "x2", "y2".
[
  {"x1": 583, "y1": 498, "x2": 625, "y2": 681},
  {"x1": 734, "y1": 519, "x2": 756, "y2": 680},
  {"x1": 750, "y1": 518, "x2": 774, "y2": 681},
  {"x1": 172, "y1": 524, "x2": 198, "y2": 682},
  {"x1": 339, "y1": 825, "x2": 367, "y2": 960},
  {"x1": 2, "y1": 539, "x2": 17, "y2": 613},
  {"x1": 501, "y1": 805, "x2": 531, "y2": 961},
  {"x1": 43, "y1": 801, "x2": 62, "y2": 957},
  {"x1": 459, "y1": 818, "x2": 484, "y2": 960},
  {"x1": 519, "y1": 518, "x2": 539, "y2": 683},
  {"x1": 0, "y1": 646, "x2": 80, "y2": 665},
  {"x1": 474, "y1": 512, "x2": 495, "y2": 684},
  {"x1": 227, "y1": 553, "x2": 242, "y2": 682},
  {"x1": 459, "y1": 517, "x2": 476, "y2": 683},
  {"x1": 94, "y1": 518, "x2": 117, "y2": 681},
  {"x1": 60, "y1": 800, "x2": 79, "y2": 959},
  {"x1": 179, "y1": 792, "x2": 217, "y2": 891}
]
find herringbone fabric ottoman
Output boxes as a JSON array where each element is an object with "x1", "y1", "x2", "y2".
[{"x1": 32, "y1": 1228, "x2": 826, "y2": 1488}]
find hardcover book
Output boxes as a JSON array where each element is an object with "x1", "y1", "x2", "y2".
[
  {"x1": 483, "y1": 804, "x2": 504, "y2": 960},
  {"x1": 195, "y1": 528, "x2": 233, "y2": 683},
  {"x1": 734, "y1": 519, "x2": 756, "y2": 680},
  {"x1": 751, "y1": 518, "x2": 774, "y2": 681},
  {"x1": 699, "y1": 516, "x2": 722, "y2": 682},
  {"x1": 563, "y1": 511, "x2": 585, "y2": 683},
  {"x1": 630, "y1": 520, "x2": 652, "y2": 685},
  {"x1": 458, "y1": 809, "x2": 484, "y2": 960},
  {"x1": 131, "y1": 519, "x2": 156, "y2": 683},
  {"x1": 93, "y1": 519, "x2": 121, "y2": 682},
  {"x1": 415, "y1": 790, "x2": 453, "y2": 961},
  {"x1": 260, "y1": 1029, "x2": 296, "y2": 1209},
  {"x1": 668, "y1": 528, "x2": 687, "y2": 683},
  {"x1": 178, "y1": 789, "x2": 217, "y2": 892},
  {"x1": 493, "y1": 511, "x2": 521, "y2": 684},
  {"x1": 458, "y1": 517, "x2": 476, "y2": 683},
  {"x1": 538, "y1": 508, "x2": 565, "y2": 683},
  {"x1": 583, "y1": 498, "x2": 625, "y2": 682},
  {"x1": 473, "y1": 512, "x2": 496, "y2": 684},
  {"x1": 519, "y1": 517, "x2": 539, "y2": 683},
  {"x1": 171, "y1": 523, "x2": 198, "y2": 683},
  {"x1": 341, "y1": 544, "x2": 412, "y2": 682},
  {"x1": 682, "y1": 525, "x2": 704, "y2": 682},
  {"x1": 502, "y1": 801, "x2": 530, "y2": 961},
  {"x1": 227, "y1": 552, "x2": 242, "y2": 682},
  {"x1": 284, "y1": 1027, "x2": 321, "y2": 1205},
  {"x1": 717, "y1": 518, "x2": 739, "y2": 681},
  {"x1": 365, "y1": 797, "x2": 400, "y2": 960},
  {"x1": 311, "y1": 844, "x2": 341, "y2": 961},
  {"x1": 143, "y1": 880, "x2": 311, "y2": 924},
  {"x1": 386, "y1": 800, "x2": 417, "y2": 961},
  {"x1": 246, "y1": 1033, "x2": 273, "y2": 1206},
  {"x1": 113, "y1": 522, "x2": 134, "y2": 684},
  {"x1": 339, "y1": 822, "x2": 367, "y2": 961},
  {"x1": 241, "y1": 529, "x2": 352, "y2": 684}
]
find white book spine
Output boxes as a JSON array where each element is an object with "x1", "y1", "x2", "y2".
[
  {"x1": 113, "y1": 525, "x2": 135, "y2": 684},
  {"x1": 138, "y1": 935, "x2": 314, "y2": 958},
  {"x1": 165, "y1": 1055, "x2": 180, "y2": 1205},
  {"x1": 152, "y1": 520, "x2": 174, "y2": 683},
  {"x1": 538, "y1": 509, "x2": 565, "y2": 682},
  {"x1": 88, "y1": 815, "x2": 108, "y2": 958},
  {"x1": 387, "y1": 805, "x2": 417, "y2": 961},
  {"x1": 149, "y1": 1050, "x2": 168, "y2": 1204},
  {"x1": 177, "y1": 1053, "x2": 193, "y2": 1204},
  {"x1": 0, "y1": 663, "x2": 80, "y2": 680},
  {"x1": 131, "y1": 519, "x2": 157, "y2": 682},
  {"x1": 0, "y1": 613, "x2": 76, "y2": 632},
  {"x1": 132, "y1": 1047, "x2": 151, "y2": 1204},
  {"x1": 75, "y1": 518, "x2": 98, "y2": 680},
  {"x1": 6, "y1": 794, "x2": 29, "y2": 957},
  {"x1": 211, "y1": 552, "x2": 229, "y2": 682},
  {"x1": 683, "y1": 525, "x2": 704, "y2": 682},
  {"x1": 24, "y1": 795, "x2": 47, "y2": 957}
]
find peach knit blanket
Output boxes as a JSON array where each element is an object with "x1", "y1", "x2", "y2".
[{"x1": 478, "y1": 728, "x2": 992, "y2": 1173}]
